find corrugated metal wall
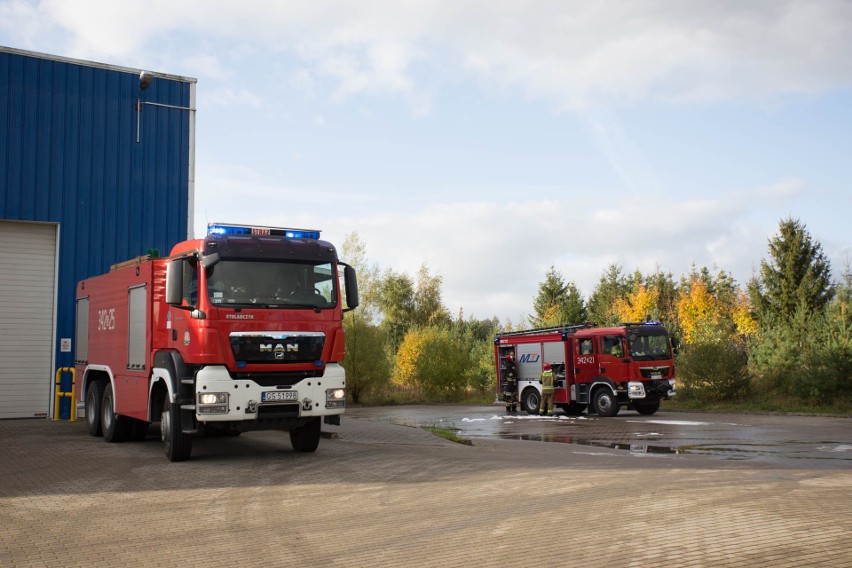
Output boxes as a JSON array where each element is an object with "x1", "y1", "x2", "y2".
[{"x1": 0, "y1": 47, "x2": 195, "y2": 413}]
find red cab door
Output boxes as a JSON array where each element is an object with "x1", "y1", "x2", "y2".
[{"x1": 599, "y1": 334, "x2": 629, "y2": 383}]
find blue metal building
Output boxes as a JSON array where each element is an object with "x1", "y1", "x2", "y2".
[{"x1": 0, "y1": 47, "x2": 196, "y2": 419}]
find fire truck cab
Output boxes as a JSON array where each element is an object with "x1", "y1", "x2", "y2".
[{"x1": 495, "y1": 323, "x2": 676, "y2": 416}]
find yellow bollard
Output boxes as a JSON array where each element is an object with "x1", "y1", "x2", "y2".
[{"x1": 53, "y1": 367, "x2": 77, "y2": 421}]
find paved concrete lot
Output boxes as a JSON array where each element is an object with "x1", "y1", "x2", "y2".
[{"x1": 2, "y1": 409, "x2": 851, "y2": 567}]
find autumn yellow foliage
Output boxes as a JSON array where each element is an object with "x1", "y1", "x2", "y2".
[
  {"x1": 732, "y1": 290, "x2": 759, "y2": 338},
  {"x1": 393, "y1": 329, "x2": 425, "y2": 386},
  {"x1": 613, "y1": 284, "x2": 659, "y2": 323},
  {"x1": 677, "y1": 280, "x2": 720, "y2": 343}
]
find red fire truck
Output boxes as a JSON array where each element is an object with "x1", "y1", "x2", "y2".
[
  {"x1": 74, "y1": 222, "x2": 358, "y2": 461},
  {"x1": 495, "y1": 323, "x2": 676, "y2": 416}
]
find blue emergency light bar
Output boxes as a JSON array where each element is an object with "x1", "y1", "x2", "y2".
[{"x1": 207, "y1": 223, "x2": 321, "y2": 240}]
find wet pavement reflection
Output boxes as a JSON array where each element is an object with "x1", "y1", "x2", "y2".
[{"x1": 347, "y1": 404, "x2": 852, "y2": 468}]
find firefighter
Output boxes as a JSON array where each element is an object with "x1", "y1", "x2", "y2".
[
  {"x1": 540, "y1": 363, "x2": 555, "y2": 416},
  {"x1": 500, "y1": 352, "x2": 518, "y2": 413}
]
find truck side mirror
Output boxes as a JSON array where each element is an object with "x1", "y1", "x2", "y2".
[
  {"x1": 165, "y1": 259, "x2": 184, "y2": 306},
  {"x1": 342, "y1": 264, "x2": 359, "y2": 311},
  {"x1": 200, "y1": 252, "x2": 219, "y2": 269}
]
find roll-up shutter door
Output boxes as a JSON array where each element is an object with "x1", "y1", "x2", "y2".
[{"x1": 0, "y1": 221, "x2": 57, "y2": 418}]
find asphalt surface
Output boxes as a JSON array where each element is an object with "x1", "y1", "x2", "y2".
[{"x1": 1, "y1": 406, "x2": 851, "y2": 567}]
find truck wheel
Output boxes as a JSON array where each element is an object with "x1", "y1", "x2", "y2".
[
  {"x1": 592, "y1": 388, "x2": 619, "y2": 417},
  {"x1": 86, "y1": 381, "x2": 106, "y2": 437},
  {"x1": 161, "y1": 397, "x2": 193, "y2": 462},
  {"x1": 635, "y1": 400, "x2": 660, "y2": 415},
  {"x1": 289, "y1": 418, "x2": 321, "y2": 452},
  {"x1": 521, "y1": 388, "x2": 541, "y2": 415},
  {"x1": 562, "y1": 402, "x2": 587, "y2": 416},
  {"x1": 101, "y1": 383, "x2": 130, "y2": 442}
]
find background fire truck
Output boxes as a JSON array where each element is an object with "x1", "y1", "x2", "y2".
[
  {"x1": 75, "y1": 223, "x2": 358, "y2": 461},
  {"x1": 495, "y1": 323, "x2": 676, "y2": 416}
]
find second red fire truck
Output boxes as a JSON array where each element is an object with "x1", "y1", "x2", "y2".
[
  {"x1": 75, "y1": 222, "x2": 358, "y2": 461},
  {"x1": 495, "y1": 323, "x2": 677, "y2": 416}
]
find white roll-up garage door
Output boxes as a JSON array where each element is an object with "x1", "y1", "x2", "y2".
[{"x1": 0, "y1": 221, "x2": 57, "y2": 418}]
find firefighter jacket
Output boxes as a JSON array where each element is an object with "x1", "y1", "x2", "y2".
[
  {"x1": 540, "y1": 368, "x2": 555, "y2": 390},
  {"x1": 501, "y1": 359, "x2": 517, "y2": 391}
]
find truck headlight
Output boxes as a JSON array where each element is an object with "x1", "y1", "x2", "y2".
[
  {"x1": 627, "y1": 382, "x2": 646, "y2": 399},
  {"x1": 326, "y1": 388, "x2": 346, "y2": 409},
  {"x1": 197, "y1": 392, "x2": 229, "y2": 414}
]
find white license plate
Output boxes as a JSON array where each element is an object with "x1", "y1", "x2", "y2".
[
  {"x1": 651, "y1": 373, "x2": 662, "y2": 379},
  {"x1": 262, "y1": 390, "x2": 297, "y2": 402}
]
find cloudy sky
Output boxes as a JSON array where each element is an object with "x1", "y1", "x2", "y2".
[{"x1": 2, "y1": 0, "x2": 851, "y2": 323}]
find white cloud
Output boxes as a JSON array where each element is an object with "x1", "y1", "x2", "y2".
[
  {"x1": 188, "y1": 158, "x2": 831, "y2": 321},
  {"x1": 5, "y1": 1, "x2": 848, "y2": 321},
  {"x1": 5, "y1": 1, "x2": 850, "y2": 110}
]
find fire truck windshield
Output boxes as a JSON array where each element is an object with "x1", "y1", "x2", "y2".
[
  {"x1": 627, "y1": 329, "x2": 671, "y2": 361},
  {"x1": 205, "y1": 260, "x2": 336, "y2": 309}
]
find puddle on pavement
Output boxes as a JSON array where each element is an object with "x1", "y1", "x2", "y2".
[
  {"x1": 498, "y1": 433, "x2": 683, "y2": 454},
  {"x1": 488, "y1": 434, "x2": 852, "y2": 461}
]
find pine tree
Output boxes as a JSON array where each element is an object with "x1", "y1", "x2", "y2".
[
  {"x1": 748, "y1": 217, "x2": 834, "y2": 324},
  {"x1": 587, "y1": 263, "x2": 629, "y2": 326},
  {"x1": 529, "y1": 266, "x2": 585, "y2": 327}
]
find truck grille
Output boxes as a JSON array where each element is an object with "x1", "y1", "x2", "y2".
[
  {"x1": 639, "y1": 366, "x2": 670, "y2": 379},
  {"x1": 229, "y1": 331, "x2": 325, "y2": 364}
]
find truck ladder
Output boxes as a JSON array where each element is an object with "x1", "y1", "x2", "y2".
[{"x1": 495, "y1": 322, "x2": 594, "y2": 339}]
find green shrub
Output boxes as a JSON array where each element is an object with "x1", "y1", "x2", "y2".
[{"x1": 676, "y1": 340, "x2": 749, "y2": 401}]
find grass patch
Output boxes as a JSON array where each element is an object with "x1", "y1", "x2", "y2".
[{"x1": 420, "y1": 425, "x2": 473, "y2": 445}]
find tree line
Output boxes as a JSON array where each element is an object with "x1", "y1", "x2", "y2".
[{"x1": 340, "y1": 217, "x2": 850, "y2": 410}]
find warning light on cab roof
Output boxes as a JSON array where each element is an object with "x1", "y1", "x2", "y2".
[{"x1": 207, "y1": 223, "x2": 321, "y2": 240}]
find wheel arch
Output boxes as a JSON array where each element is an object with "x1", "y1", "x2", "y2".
[
  {"x1": 81, "y1": 366, "x2": 115, "y2": 408},
  {"x1": 589, "y1": 377, "x2": 617, "y2": 399},
  {"x1": 150, "y1": 350, "x2": 191, "y2": 422},
  {"x1": 148, "y1": 369, "x2": 173, "y2": 423}
]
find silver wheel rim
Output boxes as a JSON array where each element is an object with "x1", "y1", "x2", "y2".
[
  {"x1": 102, "y1": 393, "x2": 112, "y2": 431},
  {"x1": 161, "y1": 408, "x2": 170, "y2": 443},
  {"x1": 86, "y1": 392, "x2": 96, "y2": 426}
]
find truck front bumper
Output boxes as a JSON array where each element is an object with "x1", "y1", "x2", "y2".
[{"x1": 193, "y1": 364, "x2": 346, "y2": 423}]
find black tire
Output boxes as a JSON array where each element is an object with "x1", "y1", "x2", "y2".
[
  {"x1": 86, "y1": 381, "x2": 106, "y2": 437},
  {"x1": 101, "y1": 382, "x2": 130, "y2": 442},
  {"x1": 128, "y1": 419, "x2": 150, "y2": 441},
  {"x1": 521, "y1": 388, "x2": 541, "y2": 415},
  {"x1": 592, "y1": 387, "x2": 619, "y2": 417},
  {"x1": 289, "y1": 418, "x2": 321, "y2": 453},
  {"x1": 635, "y1": 400, "x2": 661, "y2": 415},
  {"x1": 161, "y1": 396, "x2": 193, "y2": 462},
  {"x1": 562, "y1": 402, "x2": 587, "y2": 416}
]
